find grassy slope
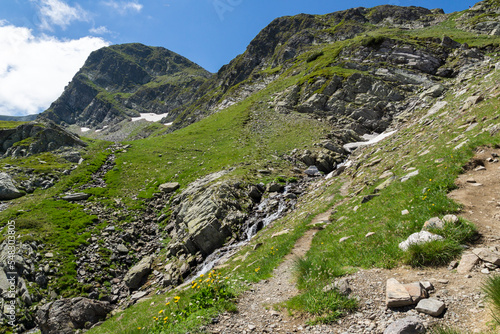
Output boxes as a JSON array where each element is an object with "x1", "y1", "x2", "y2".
[
  {"x1": 1, "y1": 8, "x2": 500, "y2": 333},
  {"x1": 90, "y1": 15, "x2": 500, "y2": 332}
]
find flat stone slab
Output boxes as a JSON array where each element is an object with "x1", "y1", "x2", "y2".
[
  {"x1": 416, "y1": 298, "x2": 446, "y2": 317},
  {"x1": 386, "y1": 278, "x2": 413, "y2": 308},
  {"x1": 457, "y1": 253, "x2": 479, "y2": 274},
  {"x1": 403, "y1": 282, "x2": 428, "y2": 303},
  {"x1": 61, "y1": 193, "x2": 91, "y2": 201},
  {"x1": 472, "y1": 248, "x2": 500, "y2": 266}
]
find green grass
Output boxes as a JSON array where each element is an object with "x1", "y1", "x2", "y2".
[
  {"x1": 0, "y1": 120, "x2": 26, "y2": 129},
  {"x1": 282, "y1": 59, "x2": 500, "y2": 318},
  {"x1": 283, "y1": 288, "x2": 357, "y2": 325},
  {"x1": 483, "y1": 275, "x2": 500, "y2": 326}
]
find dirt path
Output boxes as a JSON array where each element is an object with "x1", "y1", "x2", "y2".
[
  {"x1": 207, "y1": 210, "x2": 332, "y2": 334},
  {"x1": 208, "y1": 147, "x2": 500, "y2": 334}
]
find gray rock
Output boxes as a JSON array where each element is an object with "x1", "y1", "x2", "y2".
[
  {"x1": 116, "y1": 244, "x2": 129, "y2": 254},
  {"x1": 335, "y1": 278, "x2": 352, "y2": 296},
  {"x1": 422, "y1": 217, "x2": 444, "y2": 230},
  {"x1": 398, "y1": 231, "x2": 443, "y2": 251},
  {"x1": 167, "y1": 171, "x2": 251, "y2": 258},
  {"x1": 400, "y1": 170, "x2": 419, "y2": 182},
  {"x1": 123, "y1": 256, "x2": 153, "y2": 290},
  {"x1": 0, "y1": 173, "x2": 23, "y2": 200},
  {"x1": 374, "y1": 176, "x2": 397, "y2": 193},
  {"x1": 159, "y1": 182, "x2": 180, "y2": 193},
  {"x1": 61, "y1": 193, "x2": 91, "y2": 201},
  {"x1": 36, "y1": 297, "x2": 112, "y2": 334},
  {"x1": 304, "y1": 165, "x2": 321, "y2": 176},
  {"x1": 416, "y1": 298, "x2": 446, "y2": 316},
  {"x1": 422, "y1": 84, "x2": 445, "y2": 98},
  {"x1": 384, "y1": 316, "x2": 426, "y2": 334},
  {"x1": 442, "y1": 214, "x2": 459, "y2": 224},
  {"x1": 267, "y1": 182, "x2": 284, "y2": 193}
]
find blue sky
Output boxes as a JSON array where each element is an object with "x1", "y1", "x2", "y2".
[{"x1": 0, "y1": 0, "x2": 476, "y2": 116}]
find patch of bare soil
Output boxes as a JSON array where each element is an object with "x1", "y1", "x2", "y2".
[{"x1": 207, "y1": 148, "x2": 500, "y2": 333}]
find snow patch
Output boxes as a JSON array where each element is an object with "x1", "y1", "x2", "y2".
[
  {"x1": 131, "y1": 113, "x2": 169, "y2": 123},
  {"x1": 81, "y1": 127, "x2": 91, "y2": 133},
  {"x1": 344, "y1": 130, "x2": 397, "y2": 151}
]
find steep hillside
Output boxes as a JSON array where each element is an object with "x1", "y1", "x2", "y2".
[
  {"x1": 37, "y1": 43, "x2": 211, "y2": 129},
  {"x1": 0, "y1": 1, "x2": 499, "y2": 334}
]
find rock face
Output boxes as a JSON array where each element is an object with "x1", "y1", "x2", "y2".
[
  {"x1": 0, "y1": 121, "x2": 87, "y2": 158},
  {"x1": 0, "y1": 172, "x2": 23, "y2": 200},
  {"x1": 166, "y1": 171, "x2": 253, "y2": 258},
  {"x1": 38, "y1": 43, "x2": 211, "y2": 129},
  {"x1": 36, "y1": 297, "x2": 113, "y2": 334}
]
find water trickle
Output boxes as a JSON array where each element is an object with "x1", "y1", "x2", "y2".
[{"x1": 191, "y1": 186, "x2": 295, "y2": 278}]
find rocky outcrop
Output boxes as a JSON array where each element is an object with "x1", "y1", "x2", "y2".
[
  {"x1": 166, "y1": 171, "x2": 253, "y2": 258},
  {"x1": 36, "y1": 297, "x2": 113, "y2": 334},
  {"x1": 0, "y1": 121, "x2": 87, "y2": 158}
]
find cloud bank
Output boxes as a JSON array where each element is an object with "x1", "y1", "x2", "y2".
[{"x1": 0, "y1": 23, "x2": 109, "y2": 116}]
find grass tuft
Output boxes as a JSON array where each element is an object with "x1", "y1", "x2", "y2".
[{"x1": 483, "y1": 275, "x2": 500, "y2": 325}]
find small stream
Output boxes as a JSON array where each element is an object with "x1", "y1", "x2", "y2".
[{"x1": 190, "y1": 187, "x2": 295, "y2": 279}]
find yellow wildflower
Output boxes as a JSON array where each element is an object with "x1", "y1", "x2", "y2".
[
  {"x1": 158, "y1": 309, "x2": 164, "y2": 314},
  {"x1": 174, "y1": 296, "x2": 180, "y2": 303}
]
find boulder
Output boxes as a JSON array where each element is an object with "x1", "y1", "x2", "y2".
[
  {"x1": 166, "y1": 171, "x2": 252, "y2": 258},
  {"x1": 0, "y1": 173, "x2": 23, "y2": 200},
  {"x1": 267, "y1": 182, "x2": 284, "y2": 193},
  {"x1": 159, "y1": 182, "x2": 180, "y2": 193},
  {"x1": 304, "y1": 166, "x2": 321, "y2": 176},
  {"x1": 36, "y1": 297, "x2": 112, "y2": 334},
  {"x1": 123, "y1": 256, "x2": 153, "y2": 290},
  {"x1": 384, "y1": 316, "x2": 426, "y2": 334},
  {"x1": 398, "y1": 231, "x2": 443, "y2": 251},
  {"x1": 416, "y1": 298, "x2": 446, "y2": 317}
]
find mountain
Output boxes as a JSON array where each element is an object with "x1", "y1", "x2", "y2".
[
  {"x1": 0, "y1": 1, "x2": 499, "y2": 333},
  {"x1": 37, "y1": 43, "x2": 211, "y2": 129},
  {"x1": 0, "y1": 114, "x2": 38, "y2": 122}
]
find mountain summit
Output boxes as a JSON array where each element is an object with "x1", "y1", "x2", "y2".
[{"x1": 38, "y1": 43, "x2": 210, "y2": 129}]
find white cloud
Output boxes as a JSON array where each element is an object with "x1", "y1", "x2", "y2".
[
  {"x1": 89, "y1": 26, "x2": 111, "y2": 35},
  {"x1": 103, "y1": 1, "x2": 143, "y2": 15},
  {"x1": 0, "y1": 24, "x2": 109, "y2": 116},
  {"x1": 34, "y1": 0, "x2": 90, "y2": 31}
]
